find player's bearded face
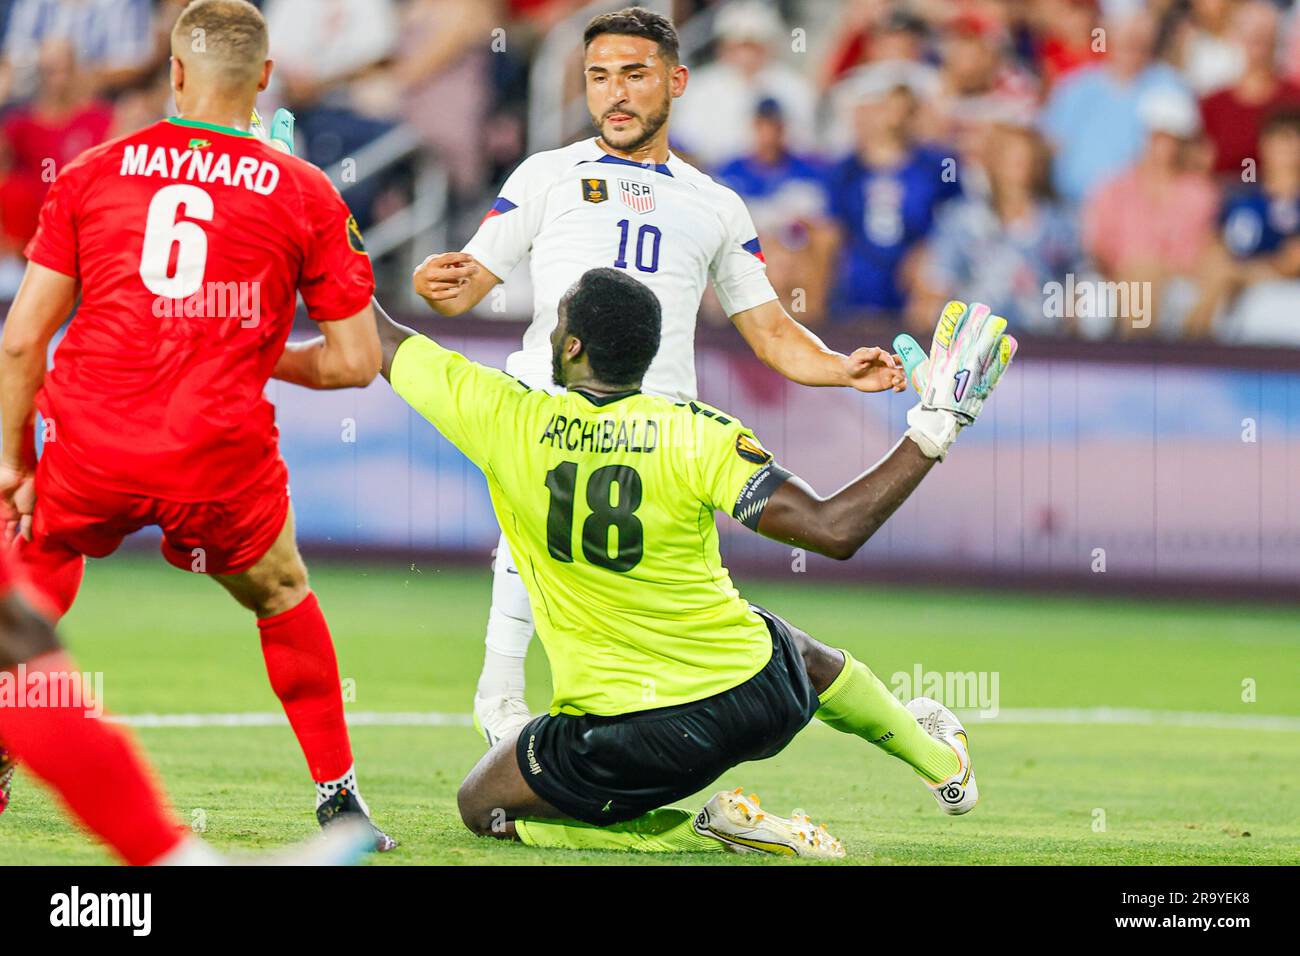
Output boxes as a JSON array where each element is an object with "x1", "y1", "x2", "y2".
[
  {"x1": 551, "y1": 334, "x2": 566, "y2": 387},
  {"x1": 551, "y1": 314, "x2": 572, "y2": 387},
  {"x1": 594, "y1": 89, "x2": 671, "y2": 153}
]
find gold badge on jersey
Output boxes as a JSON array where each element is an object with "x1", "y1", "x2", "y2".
[
  {"x1": 582, "y1": 178, "x2": 609, "y2": 203},
  {"x1": 735, "y1": 434, "x2": 772, "y2": 466},
  {"x1": 346, "y1": 215, "x2": 368, "y2": 256}
]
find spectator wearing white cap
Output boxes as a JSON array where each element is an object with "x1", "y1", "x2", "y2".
[
  {"x1": 823, "y1": 57, "x2": 941, "y2": 158},
  {"x1": 1041, "y1": 6, "x2": 1189, "y2": 203},
  {"x1": 670, "y1": 0, "x2": 817, "y2": 170},
  {"x1": 1082, "y1": 87, "x2": 1220, "y2": 337}
]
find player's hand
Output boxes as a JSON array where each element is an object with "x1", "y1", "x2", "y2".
[
  {"x1": 896, "y1": 301, "x2": 1017, "y2": 424},
  {"x1": 413, "y1": 252, "x2": 480, "y2": 304},
  {"x1": 842, "y1": 346, "x2": 906, "y2": 393},
  {"x1": 0, "y1": 463, "x2": 34, "y2": 544},
  {"x1": 894, "y1": 300, "x2": 1017, "y2": 459}
]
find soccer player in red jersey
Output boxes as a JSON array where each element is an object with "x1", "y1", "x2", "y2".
[
  {"x1": 0, "y1": 0, "x2": 394, "y2": 850},
  {"x1": 0, "y1": 546, "x2": 373, "y2": 864}
]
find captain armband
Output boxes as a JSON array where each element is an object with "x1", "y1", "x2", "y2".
[{"x1": 731, "y1": 463, "x2": 792, "y2": 531}]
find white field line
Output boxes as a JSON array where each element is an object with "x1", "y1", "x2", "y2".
[
  {"x1": 106, "y1": 707, "x2": 1300, "y2": 733},
  {"x1": 957, "y1": 707, "x2": 1300, "y2": 733},
  {"x1": 111, "y1": 711, "x2": 473, "y2": 728}
]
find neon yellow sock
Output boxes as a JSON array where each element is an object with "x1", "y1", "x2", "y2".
[
  {"x1": 514, "y1": 808, "x2": 724, "y2": 853},
  {"x1": 815, "y1": 652, "x2": 960, "y2": 783}
]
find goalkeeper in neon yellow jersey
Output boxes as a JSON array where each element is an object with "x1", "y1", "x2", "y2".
[{"x1": 375, "y1": 273, "x2": 1015, "y2": 858}]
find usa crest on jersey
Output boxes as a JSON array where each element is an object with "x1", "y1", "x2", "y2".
[{"x1": 618, "y1": 179, "x2": 655, "y2": 215}]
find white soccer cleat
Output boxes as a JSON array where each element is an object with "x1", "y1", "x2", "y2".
[
  {"x1": 905, "y1": 696, "x2": 979, "y2": 815},
  {"x1": 253, "y1": 817, "x2": 377, "y2": 866},
  {"x1": 693, "y1": 788, "x2": 845, "y2": 859},
  {"x1": 472, "y1": 693, "x2": 533, "y2": 747},
  {"x1": 158, "y1": 818, "x2": 375, "y2": 866}
]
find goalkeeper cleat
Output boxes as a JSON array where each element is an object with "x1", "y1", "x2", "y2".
[
  {"x1": 906, "y1": 697, "x2": 979, "y2": 815},
  {"x1": 693, "y1": 788, "x2": 846, "y2": 859},
  {"x1": 0, "y1": 745, "x2": 13, "y2": 815},
  {"x1": 316, "y1": 787, "x2": 399, "y2": 853},
  {"x1": 473, "y1": 693, "x2": 533, "y2": 748}
]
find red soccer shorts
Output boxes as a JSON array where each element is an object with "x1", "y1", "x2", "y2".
[{"x1": 29, "y1": 450, "x2": 290, "y2": 578}]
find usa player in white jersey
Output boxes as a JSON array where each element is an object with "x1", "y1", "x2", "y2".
[{"x1": 411, "y1": 7, "x2": 906, "y2": 744}]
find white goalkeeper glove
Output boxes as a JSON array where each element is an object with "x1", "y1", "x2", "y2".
[
  {"x1": 893, "y1": 300, "x2": 1017, "y2": 460},
  {"x1": 251, "y1": 107, "x2": 296, "y2": 155}
]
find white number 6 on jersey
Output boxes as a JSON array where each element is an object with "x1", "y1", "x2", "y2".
[{"x1": 139, "y1": 184, "x2": 214, "y2": 299}]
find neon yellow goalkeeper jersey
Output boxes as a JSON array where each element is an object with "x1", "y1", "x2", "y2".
[{"x1": 391, "y1": 334, "x2": 789, "y2": 718}]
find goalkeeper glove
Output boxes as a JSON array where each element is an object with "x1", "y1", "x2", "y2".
[
  {"x1": 893, "y1": 300, "x2": 1017, "y2": 460},
  {"x1": 251, "y1": 107, "x2": 296, "y2": 155}
]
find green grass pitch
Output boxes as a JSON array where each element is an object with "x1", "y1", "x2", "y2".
[{"x1": 2, "y1": 555, "x2": 1297, "y2": 865}]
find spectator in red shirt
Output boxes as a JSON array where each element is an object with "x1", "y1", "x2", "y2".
[
  {"x1": 818, "y1": 4, "x2": 929, "y2": 93},
  {"x1": 0, "y1": 39, "x2": 113, "y2": 250},
  {"x1": 1200, "y1": 1, "x2": 1300, "y2": 179},
  {"x1": 1031, "y1": 0, "x2": 1104, "y2": 92},
  {"x1": 1083, "y1": 88, "x2": 1220, "y2": 338},
  {"x1": 1188, "y1": 107, "x2": 1300, "y2": 339},
  {"x1": 932, "y1": 12, "x2": 1039, "y2": 141}
]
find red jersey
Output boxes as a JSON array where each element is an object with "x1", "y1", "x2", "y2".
[
  {"x1": 0, "y1": 545, "x2": 12, "y2": 595},
  {"x1": 24, "y1": 117, "x2": 375, "y2": 502},
  {"x1": 1201, "y1": 82, "x2": 1300, "y2": 177}
]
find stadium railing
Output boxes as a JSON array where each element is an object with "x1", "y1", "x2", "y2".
[{"x1": 322, "y1": 124, "x2": 450, "y2": 311}]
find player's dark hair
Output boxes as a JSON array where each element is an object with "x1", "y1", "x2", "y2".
[
  {"x1": 583, "y1": 6, "x2": 680, "y2": 65},
  {"x1": 563, "y1": 268, "x2": 662, "y2": 388}
]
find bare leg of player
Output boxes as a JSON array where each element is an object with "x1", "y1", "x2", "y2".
[
  {"x1": 456, "y1": 735, "x2": 566, "y2": 841},
  {"x1": 212, "y1": 506, "x2": 397, "y2": 851},
  {"x1": 457, "y1": 733, "x2": 723, "y2": 852},
  {"x1": 472, "y1": 532, "x2": 535, "y2": 745},
  {"x1": 456, "y1": 727, "x2": 795, "y2": 855}
]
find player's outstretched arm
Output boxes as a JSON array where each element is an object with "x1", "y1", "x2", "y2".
[
  {"x1": 753, "y1": 300, "x2": 1017, "y2": 560},
  {"x1": 729, "y1": 299, "x2": 905, "y2": 393},
  {"x1": 755, "y1": 437, "x2": 935, "y2": 560},
  {"x1": 271, "y1": 304, "x2": 382, "y2": 389},
  {"x1": 371, "y1": 297, "x2": 419, "y2": 381},
  {"x1": 1, "y1": 262, "x2": 78, "y2": 536},
  {"x1": 412, "y1": 252, "x2": 501, "y2": 316}
]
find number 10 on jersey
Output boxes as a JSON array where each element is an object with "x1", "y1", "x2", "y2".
[{"x1": 613, "y1": 219, "x2": 661, "y2": 274}]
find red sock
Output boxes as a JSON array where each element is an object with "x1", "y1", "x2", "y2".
[
  {"x1": 0, "y1": 651, "x2": 184, "y2": 865},
  {"x1": 257, "y1": 592, "x2": 353, "y2": 781},
  {"x1": 12, "y1": 535, "x2": 84, "y2": 621}
]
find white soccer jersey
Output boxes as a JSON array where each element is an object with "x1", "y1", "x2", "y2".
[{"x1": 462, "y1": 137, "x2": 778, "y2": 402}]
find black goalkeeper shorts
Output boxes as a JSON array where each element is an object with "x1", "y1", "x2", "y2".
[{"x1": 515, "y1": 605, "x2": 820, "y2": 826}]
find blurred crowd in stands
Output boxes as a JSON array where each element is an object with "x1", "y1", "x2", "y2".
[{"x1": 1, "y1": 0, "x2": 1299, "y2": 343}]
